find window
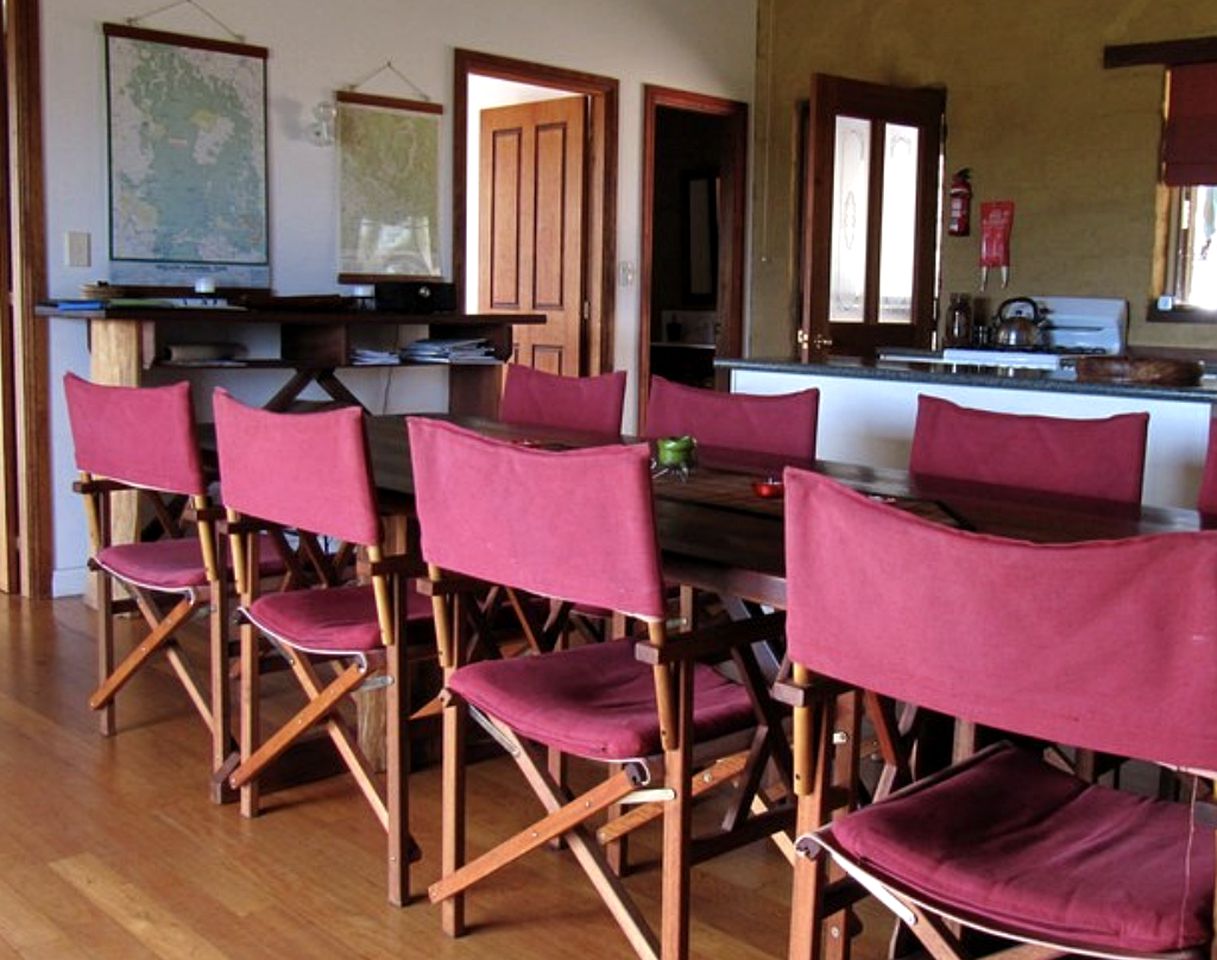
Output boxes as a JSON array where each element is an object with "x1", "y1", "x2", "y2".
[
  {"x1": 1160, "y1": 62, "x2": 1217, "y2": 313},
  {"x1": 1166, "y1": 185, "x2": 1217, "y2": 309}
]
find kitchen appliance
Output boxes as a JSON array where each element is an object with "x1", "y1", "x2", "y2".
[
  {"x1": 942, "y1": 296, "x2": 1127, "y2": 369},
  {"x1": 992, "y1": 297, "x2": 1043, "y2": 347}
]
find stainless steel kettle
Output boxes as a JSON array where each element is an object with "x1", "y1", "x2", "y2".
[{"x1": 993, "y1": 297, "x2": 1043, "y2": 348}]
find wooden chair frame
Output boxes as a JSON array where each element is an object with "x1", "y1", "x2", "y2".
[
  {"x1": 74, "y1": 475, "x2": 234, "y2": 803},
  {"x1": 224, "y1": 514, "x2": 432, "y2": 905},
  {"x1": 425, "y1": 565, "x2": 793, "y2": 960}
]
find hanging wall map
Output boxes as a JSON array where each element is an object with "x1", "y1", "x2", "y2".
[
  {"x1": 104, "y1": 24, "x2": 269, "y2": 287},
  {"x1": 336, "y1": 91, "x2": 442, "y2": 280}
]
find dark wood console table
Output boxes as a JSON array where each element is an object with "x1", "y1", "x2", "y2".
[{"x1": 41, "y1": 303, "x2": 544, "y2": 414}]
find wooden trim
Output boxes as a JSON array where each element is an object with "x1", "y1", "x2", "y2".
[
  {"x1": 9, "y1": 0, "x2": 49, "y2": 597},
  {"x1": 638, "y1": 84, "x2": 748, "y2": 422},
  {"x1": 1104, "y1": 35, "x2": 1217, "y2": 69},
  {"x1": 102, "y1": 22, "x2": 268, "y2": 60},
  {"x1": 452, "y1": 48, "x2": 618, "y2": 375},
  {"x1": 335, "y1": 90, "x2": 441, "y2": 115},
  {"x1": 0, "y1": 10, "x2": 16, "y2": 593}
]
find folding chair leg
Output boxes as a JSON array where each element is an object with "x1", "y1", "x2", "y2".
[
  {"x1": 229, "y1": 660, "x2": 368, "y2": 790},
  {"x1": 661, "y1": 661, "x2": 694, "y2": 960},
  {"x1": 88, "y1": 595, "x2": 198, "y2": 710},
  {"x1": 443, "y1": 722, "x2": 660, "y2": 960},
  {"x1": 208, "y1": 583, "x2": 234, "y2": 805},
  {"x1": 789, "y1": 695, "x2": 836, "y2": 960},
  {"x1": 163, "y1": 641, "x2": 213, "y2": 729},
  {"x1": 440, "y1": 686, "x2": 467, "y2": 937},
  {"x1": 385, "y1": 642, "x2": 411, "y2": 906},
  {"x1": 239, "y1": 616, "x2": 262, "y2": 818},
  {"x1": 96, "y1": 574, "x2": 116, "y2": 736}
]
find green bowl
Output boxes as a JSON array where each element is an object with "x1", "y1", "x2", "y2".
[{"x1": 656, "y1": 435, "x2": 696, "y2": 468}]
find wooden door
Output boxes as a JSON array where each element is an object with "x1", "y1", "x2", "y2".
[
  {"x1": 479, "y1": 96, "x2": 586, "y2": 375},
  {"x1": 801, "y1": 75, "x2": 944, "y2": 361}
]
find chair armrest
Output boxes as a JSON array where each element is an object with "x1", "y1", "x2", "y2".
[
  {"x1": 634, "y1": 611, "x2": 786, "y2": 666},
  {"x1": 361, "y1": 553, "x2": 426, "y2": 579},
  {"x1": 73, "y1": 478, "x2": 130, "y2": 495},
  {"x1": 414, "y1": 573, "x2": 491, "y2": 596},
  {"x1": 770, "y1": 675, "x2": 853, "y2": 708}
]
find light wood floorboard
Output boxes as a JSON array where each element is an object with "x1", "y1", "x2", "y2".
[{"x1": 0, "y1": 595, "x2": 893, "y2": 959}]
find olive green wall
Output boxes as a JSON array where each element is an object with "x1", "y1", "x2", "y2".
[{"x1": 750, "y1": 0, "x2": 1217, "y2": 357}]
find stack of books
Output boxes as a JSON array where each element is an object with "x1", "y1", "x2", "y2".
[{"x1": 400, "y1": 338, "x2": 498, "y2": 364}]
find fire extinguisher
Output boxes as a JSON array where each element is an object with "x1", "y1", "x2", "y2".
[{"x1": 948, "y1": 168, "x2": 972, "y2": 237}]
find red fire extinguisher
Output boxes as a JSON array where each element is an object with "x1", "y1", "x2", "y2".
[{"x1": 948, "y1": 168, "x2": 972, "y2": 237}]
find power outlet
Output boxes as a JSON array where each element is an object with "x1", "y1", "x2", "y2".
[{"x1": 64, "y1": 231, "x2": 91, "y2": 268}]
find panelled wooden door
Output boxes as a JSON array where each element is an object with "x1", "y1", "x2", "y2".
[{"x1": 479, "y1": 96, "x2": 586, "y2": 375}]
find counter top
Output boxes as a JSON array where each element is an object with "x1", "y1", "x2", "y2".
[{"x1": 716, "y1": 355, "x2": 1217, "y2": 404}]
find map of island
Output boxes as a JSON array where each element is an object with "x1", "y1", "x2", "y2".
[
  {"x1": 337, "y1": 94, "x2": 441, "y2": 278},
  {"x1": 106, "y1": 26, "x2": 269, "y2": 286}
]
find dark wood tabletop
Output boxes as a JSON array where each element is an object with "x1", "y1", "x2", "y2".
[{"x1": 366, "y1": 414, "x2": 1200, "y2": 608}]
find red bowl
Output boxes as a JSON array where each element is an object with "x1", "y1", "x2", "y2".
[{"x1": 752, "y1": 478, "x2": 785, "y2": 499}]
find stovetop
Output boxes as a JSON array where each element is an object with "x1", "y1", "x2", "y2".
[{"x1": 941, "y1": 296, "x2": 1128, "y2": 369}]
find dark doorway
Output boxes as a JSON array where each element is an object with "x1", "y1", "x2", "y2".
[{"x1": 639, "y1": 86, "x2": 747, "y2": 421}]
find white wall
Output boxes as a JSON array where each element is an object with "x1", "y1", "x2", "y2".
[{"x1": 42, "y1": 0, "x2": 757, "y2": 594}]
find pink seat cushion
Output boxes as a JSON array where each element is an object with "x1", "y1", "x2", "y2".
[
  {"x1": 447, "y1": 639, "x2": 753, "y2": 761},
  {"x1": 97, "y1": 533, "x2": 288, "y2": 591},
  {"x1": 828, "y1": 743, "x2": 1213, "y2": 953},
  {"x1": 246, "y1": 581, "x2": 432, "y2": 655},
  {"x1": 96, "y1": 538, "x2": 211, "y2": 590}
]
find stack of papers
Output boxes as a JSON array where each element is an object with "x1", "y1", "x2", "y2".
[
  {"x1": 350, "y1": 348, "x2": 402, "y2": 366},
  {"x1": 400, "y1": 338, "x2": 499, "y2": 364}
]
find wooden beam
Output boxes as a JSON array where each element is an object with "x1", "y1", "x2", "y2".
[
  {"x1": 8, "y1": 0, "x2": 50, "y2": 598},
  {"x1": 1104, "y1": 35, "x2": 1217, "y2": 69}
]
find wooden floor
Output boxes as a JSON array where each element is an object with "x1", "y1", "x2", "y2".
[{"x1": 0, "y1": 595, "x2": 893, "y2": 960}]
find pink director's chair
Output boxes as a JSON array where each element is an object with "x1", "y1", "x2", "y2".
[
  {"x1": 779, "y1": 469, "x2": 1217, "y2": 960},
  {"x1": 644, "y1": 374, "x2": 819, "y2": 461},
  {"x1": 909, "y1": 394, "x2": 1149, "y2": 506},
  {"x1": 213, "y1": 389, "x2": 430, "y2": 904},
  {"x1": 408, "y1": 417, "x2": 789, "y2": 959},
  {"x1": 64, "y1": 373, "x2": 281, "y2": 800},
  {"x1": 501, "y1": 364, "x2": 627, "y2": 436}
]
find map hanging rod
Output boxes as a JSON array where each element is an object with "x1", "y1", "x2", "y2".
[
  {"x1": 125, "y1": 0, "x2": 245, "y2": 42},
  {"x1": 345, "y1": 60, "x2": 433, "y2": 102}
]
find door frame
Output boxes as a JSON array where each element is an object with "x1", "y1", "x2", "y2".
[
  {"x1": 638, "y1": 85, "x2": 748, "y2": 421},
  {"x1": 5, "y1": 0, "x2": 48, "y2": 597},
  {"x1": 453, "y1": 49, "x2": 617, "y2": 375}
]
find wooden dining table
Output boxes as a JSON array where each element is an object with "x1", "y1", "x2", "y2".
[{"x1": 366, "y1": 413, "x2": 1200, "y2": 610}]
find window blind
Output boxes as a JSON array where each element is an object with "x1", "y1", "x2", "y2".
[{"x1": 1163, "y1": 62, "x2": 1217, "y2": 186}]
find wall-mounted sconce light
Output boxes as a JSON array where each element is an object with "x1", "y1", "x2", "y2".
[{"x1": 308, "y1": 100, "x2": 337, "y2": 146}]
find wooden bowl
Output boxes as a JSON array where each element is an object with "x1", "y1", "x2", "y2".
[{"x1": 1073, "y1": 355, "x2": 1203, "y2": 387}]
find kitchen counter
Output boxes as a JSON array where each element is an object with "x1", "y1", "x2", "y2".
[
  {"x1": 716, "y1": 355, "x2": 1217, "y2": 403},
  {"x1": 715, "y1": 356, "x2": 1217, "y2": 508}
]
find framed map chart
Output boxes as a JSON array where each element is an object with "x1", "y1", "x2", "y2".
[
  {"x1": 104, "y1": 24, "x2": 269, "y2": 287},
  {"x1": 336, "y1": 91, "x2": 442, "y2": 281}
]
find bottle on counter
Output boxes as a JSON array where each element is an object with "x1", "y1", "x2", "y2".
[{"x1": 944, "y1": 293, "x2": 972, "y2": 347}]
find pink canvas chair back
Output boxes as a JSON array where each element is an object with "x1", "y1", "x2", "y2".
[
  {"x1": 644, "y1": 375, "x2": 819, "y2": 460},
  {"x1": 64, "y1": 373, "x2": 205, "y2": 496},
  {"x1": 408, "y1": 417, "x2": 666, "y2": 621},
  {"x1": 500, "y1": 365, "x2": 626, "y2": 436},
  {"x1": 783, "y1": 467, "x2": 1217, "y2": 772},
  {"x1": 212, "y1": 389, "x2": 380, "y2": 546},
  {"x1": 1198, "y1": 415, "x2": 1217, "y2": 522},
  {"x1": 909, "y1": 395, "x2": 1148, "y2": 505}
]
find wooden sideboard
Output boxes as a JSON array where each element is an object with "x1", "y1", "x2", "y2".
[{"x1": 41, "y1": 303, "x2": 544, "y2": 416}]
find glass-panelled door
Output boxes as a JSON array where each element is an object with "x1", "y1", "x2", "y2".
[{"x1": 802, "y1": 75, "x2": 944, "y2": 360}]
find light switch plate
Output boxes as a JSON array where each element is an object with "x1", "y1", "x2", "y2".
[{"x1": 65, "y1": 230, "x2": 91, "y2": 268}]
